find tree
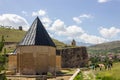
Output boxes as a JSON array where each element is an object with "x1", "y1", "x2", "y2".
[
  {"x1": 0, "y1": 35, "x2": 7, "y2": 80},
  {"x1": 0, "y1": 35, "x2": 5, "y2": 52}
]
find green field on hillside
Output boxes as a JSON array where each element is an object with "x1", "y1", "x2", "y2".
[
  {"x1": 0, "y1": 27, "x2": 26, "y2": 42},
  {"x1": 0, "y1": 27, "x2": 66, "y2": 46},
  {"x1": 0, "y1": 27, "x2": 68, "y2": 53},
  {"x1": 96, "y1": 62, "x2": 120, "y2": 80},
  {"x1": 87, "y1": 41, "x2": 120, "y2": 54}
]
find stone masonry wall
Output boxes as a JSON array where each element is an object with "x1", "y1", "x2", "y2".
[{"x1": 57, "y1": 47, "x2": 88, "y2": 68}]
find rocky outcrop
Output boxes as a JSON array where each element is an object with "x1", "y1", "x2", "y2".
[{"x1": 57, "y1": 47, "x2": 88, "y2": 68}]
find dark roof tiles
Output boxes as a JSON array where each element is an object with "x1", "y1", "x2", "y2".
[{"x1": 19, "y1": 17, "x2": 56, "y2": 47}]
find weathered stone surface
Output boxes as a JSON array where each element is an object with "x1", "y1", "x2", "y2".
[{"x1": 57, "y1": 47, "x2": 88, "y2": 68}]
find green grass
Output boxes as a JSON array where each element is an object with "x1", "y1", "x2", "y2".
[
  {"x1": 88, "y1": 73, "x2": 95, "y2": 80},
  {"x1": 52, "y1": 39, "x2": 67, "y2": 49},
  {"x1": 74, "y1": 72, "x2": 83, "y2": 80},
  {"x1": 96, "y1": 62, "x2": 120, "y2": 80},
  {"x1": 0, "y1": 27, "x2": 26, "y2": 42},
  {"x1": 0, "y1": 27, "x2": 66, "y2": 46},
  {"x1": 0, "y1": 27, "x2": 69, "y2": 53}
]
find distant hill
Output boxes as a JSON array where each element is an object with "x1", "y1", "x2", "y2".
[
  {"x1": 87, "y1": 41, "x2": 120, "y2": 54},
  {"x1": 0, "y1": 27, "x2": 67, "y2": 52},
  {"x1": 76, "y1": 42, "x2": 92, "y2": 46}
]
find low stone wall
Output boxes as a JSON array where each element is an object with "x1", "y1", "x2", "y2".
[{"x1": 57, "y1": 47, "x2": 88, "y2": 68}]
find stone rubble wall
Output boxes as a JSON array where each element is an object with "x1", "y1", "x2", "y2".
[{"x1": 57, "y1": 47, "x2": 88, "y2": 68}]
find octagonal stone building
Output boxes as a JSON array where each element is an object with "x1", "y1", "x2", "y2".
[{"x1": 16, "y1": 17, "x2": 56, "y2": 75}]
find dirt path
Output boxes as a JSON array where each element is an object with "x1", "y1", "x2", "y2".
[{"x1": 83, "y1": 70, "x2": 96, "y2": 80}]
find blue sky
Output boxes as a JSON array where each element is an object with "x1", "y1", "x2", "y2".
[{"x1": 0, "y1": 0, "x2": 120, "y2": 44}]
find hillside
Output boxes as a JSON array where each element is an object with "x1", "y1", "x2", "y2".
[
  {"x1": 87, "y1": 41, "x2": 120, "y2": 54},
  {"x1": 0, "y1": 27, "x2": 26, "y2": 42},
  {"x1": 0, "y1": 27, "x2": 67, "y2": 52}
]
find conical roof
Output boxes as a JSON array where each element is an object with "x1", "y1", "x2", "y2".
[{"x1": 19, "y1": 17, "x2": 56, "y2": 47}]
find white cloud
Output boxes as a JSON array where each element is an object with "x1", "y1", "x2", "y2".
[
  {"x1": 50, "y1": 19, "x2": 66, "y2": 31},
  {"x1": 42, "y1": 17, "x2": 51, "y2": 23},
  {"x1": 98, "y1": 0, "x2": 110, "y2": 3},
  {"x1": 41, "y1": 17, "x2": 52, "y2": 28},
  {"x1": 80, "y1": 33, "x2": 107, "y2": 44},
  {"x1": 73, "y1": 17, "x2": 82, "y2": 24},
  {"x1": 0, "y1": 14, "x2": 29, "y2": 30},
  {"x1": 21, "y1": 11, "x2": 28, "y2": 16},
  {"x1": 32, "y1": 10, "x2": 46, "y2": 16},
  {"x1": 79, "y1": 14, "x2": 92, "y2": 18},
  {"x1": 49, "y1": 19, "x2": 84, "y2": 38},
  {"x1": 48, "y1": 18, "x2": 107, "y2": 44},
  {"x1": 64, "y1": 25, "x2": 84, "y2": 37},
  {"x1": 56, "y1": 25, "x2": 84, "y2": 37},
  {"x1": 99, "y1": 27, "x2": 120, "y2": 38},
  {"x1": 30, "y1": 10, "x2": 109, "y2": 44},
  {"x1": 48, "y1": 32, "x2": 54, "y2": 38},
  {"x1": 32, "y1": 9, "x2": 52, "y2": 28},
  {"x1": 73, "y1": 14, "x2": 92, "y2": 24}
]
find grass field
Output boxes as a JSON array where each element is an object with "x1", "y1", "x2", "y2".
[
  {"x1": 0, "y1": 27, "x2": 66, "y2": 46},
  {"x1": 0, "y1": 27, "x2": 26, "y2": 42},
  {"x1": 0, "y1": 27, "x2": 68, "y2": 53},
  {"x1": 73, "y1": 63, "x2": 120, "y2": 80},
  {"x1": 96, "y1": 62, "x2": 120, "y2": 80}
]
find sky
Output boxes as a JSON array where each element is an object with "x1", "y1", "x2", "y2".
[{"x1": 0, "y1": 0, "x2": 120, "y2": 44}]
